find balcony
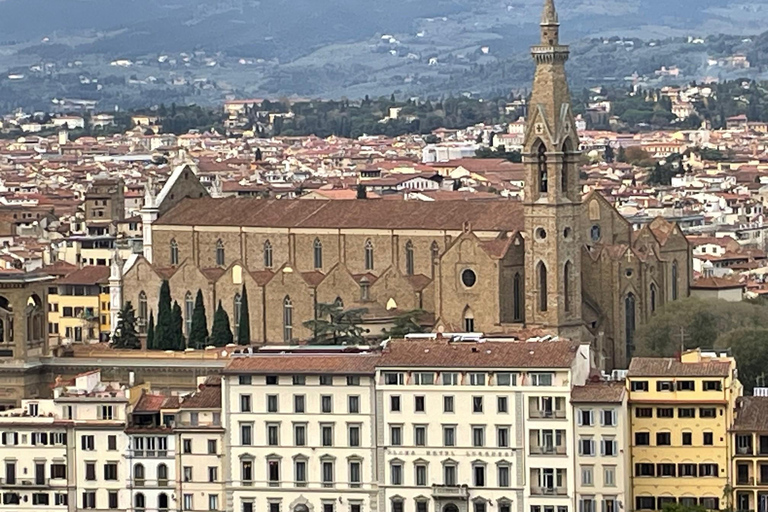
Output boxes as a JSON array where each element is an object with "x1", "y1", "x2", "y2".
[
  {"x1": 737, "y1": 446, "x2": 755, "y2": 456},
  {"x1": 0, "y1": 478, "x2": 53, "y2": 488},
  {"x1": 530, "y1": 445, "x2": 567, "y2": 456},
  {"x1": 531, "y1": 487, "x2": 567, "y2": 496},
  {"x1": 530, "y1": 410, "x2": 566, "y2": 420},
  {"x1": 432, "y1": 485, "x2": 469, "y2": 500}
]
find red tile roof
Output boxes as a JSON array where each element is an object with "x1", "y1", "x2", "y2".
[
  {"x1": 55, "y1": 265, "x2": 110, "y2": 285},
  {"x1": 224, "y1": 354, "x2": 380, "y2": 374}
]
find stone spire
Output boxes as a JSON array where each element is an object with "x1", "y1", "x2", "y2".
[{"x1": 541, "y1": 0, "x2": 558, "y2": 26}]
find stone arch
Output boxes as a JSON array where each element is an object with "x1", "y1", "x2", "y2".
[
  {"x1": 462, "y1": 305, "x2": 475, "y2": 332},
  {"x1": 535, "y1": 139, "x2": 548, "y2": 193},
  {"x1": 26, "y1": 294, "x2": 44, "y2": 346},
  {"x1": 0, "y1": 296, "x2": 12, "y2": 343},
  {"x1": 537, "y1": 261, "x2": 548, "y2": 312}
]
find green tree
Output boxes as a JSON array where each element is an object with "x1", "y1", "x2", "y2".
[
  {"x1": 112, "y1": 302, "x2": 141, "y2": 349},
  {"x1": 661, "y1": 503, "x2": 707, "y2": 512},
  {"x1": 154, "y1": 280, "x2": 173, "y2": 350},
  {"x1": 383, "y1": 309, "x2": 429, "y2": 338},
  {"x1": 303, "y1": 302, "x2": 369, "y2": 345},
  {"x1": 188, "y1": 289, "x2": 209, "y2": 349},
  {"x1": 716, "y1": 328, "x2": 768, "y2": 392},
  {"x1": 171, "y1": 300, "x2": 185, "y2": 351},
  {"x1": 146, "y1": 311, "x2": 155, "y2": 350},
  {"x1": 237, "y1": 286, "x2": 251, "y2": 345},
  {"x1": 356, "y1": 183, "x2": 367, "y2": 199},
  {"x1": 617, "y1": 146, "x2": 627, "y2": 163},
  {"x1": 210, "y1": 300, "x2": 233, "y2": 347}
]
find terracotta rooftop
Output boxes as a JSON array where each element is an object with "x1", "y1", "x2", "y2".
[
  {"x1": 225, "y1": 354, "x2": 380, "y2": 374},
  {"x1": 180, "y1": 381, "x2": 221, "y2": 410},
  {"x1": 628, "y1": 357, "x2": 732, "y2": 377},
  {"x1": 691, "y1": 277, "x2": 744, "y2": 290},
  {"x1": 732, "y1": 396, "x2": 768, "y2": 431},
  {"x1": 55, "y1": 265, "x2": 110, "y2": 286},
  {"x1": 156, "y1": 198, "x2": 523, "y2": 232},
  {"x1": 571, "y1": 381, "x2": 626, "y2": 403}
]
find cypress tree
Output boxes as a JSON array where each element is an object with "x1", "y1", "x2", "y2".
[
  {"x1": 237, "y1": 285, "x2": 251, "y2": 345},
  {"x1": 188, "y1": 289, "x2": 209, "y2": 349},
  {"x1": 210, "y1": 300, "x2": 233, "y2": 347},
  {"x1": 172, "y1": 300, "x2": 185, "y2": 351},
  {"x1": 154, "y1": 280, "x2": 173, "y2": 350},
  {"x1": 146, "y1": 311, "x2": 155, "y2": 350},
  {"x1": 112, "y1": 302, "x2": 141, "y2": 350}
]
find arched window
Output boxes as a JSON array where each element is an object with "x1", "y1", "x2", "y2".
[
  {"x1": 513, "y1": 272, "x2": 523, "y2": 322},
  {"x1": 334, "y1": 297, "x2": 344, "y2": 309},
  {"x1": 405, "y1": 240, "x2": 415, "y2": 276},
  {"x1": 463, "y1": 307, "x2": 475, "y2": 332},
  {"x1": 283, "y1": 296, "x2": 293, "y2": 342},
  {"x1": 313, "y1": 239, "x2": 323, "y2": 269},
  {"x1": 138, "y1": 291, "x2": 147, "y2": 334},
  {"x1": 133, "y1": 463, "x2": 145, "y2": 481},
  {"x1": 650, "y1": 283, "x2": 657, "y2": 313},
  {"x1": 561, "y1": 141, "x2": 570, "y2": 192},
  {"x1": 185, "y1": 291, "x2": 193, "y2": 335},
  {"x1": 537, "y1": 143, "x2": 548, "y2": 193},
  {"x1": 564, "y1": 261, "x2": 572, "y2": 312},
  {"x1": 365, "y1": 239, "x2": 374, "y2": 271},
  {"x1": 216, "y1": 240, "x2": 225, "y2": 267},
  {"x1": 264, "y1": 240, "x2": 273, "y2": 268},
  {"x1": 157, "y1": 463, "x2": 168, "y2": 485},
  {"x1": 671, "y1": 261, "x2": 679, "y2": 300},
  {"x1": 234, "y1": 293, "x2": 242, "y2": 331},
  {"x1": 134, "y1": 493, "x2": 146, "y2": 511},
  {"x1": 625, "y1": 293, "x2": 636, "y2": 359},
  {"x1": 538, "y1": 262, "x2": 548, "y2": 312},
  {"x1": 170, "y1": 239, "x2": 179, "y2": 265},
  {"x1": 430, "y1": 241, "x2": 439, "y2": 277},
  {"x1": 158, "y1": 493, "x2": 169, "y2": 511}
]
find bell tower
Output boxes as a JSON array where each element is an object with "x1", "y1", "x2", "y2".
[{"x1": 523, "y1": 0, "x2": 583, "y2": 340}]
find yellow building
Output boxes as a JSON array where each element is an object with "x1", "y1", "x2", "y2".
[
  {"x1": 628, "y1": 349, "x2": 742, "y2": 511},
  {"x1": 731, "y1": 396, "x2": 768, "y2": 512},
  {"x1": 49, "y1": 266, "x2": 111, "y2": 345}
]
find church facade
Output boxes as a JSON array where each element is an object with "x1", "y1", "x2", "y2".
[{"x1": 116, "y1": 2, "x2": 690, "y2": 370}]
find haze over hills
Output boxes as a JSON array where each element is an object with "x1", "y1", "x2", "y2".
[{"x1": 0, "y1": 0, "x2": 767, "y2": 110}]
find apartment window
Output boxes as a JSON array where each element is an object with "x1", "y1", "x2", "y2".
[
  {"x1": 268, "y1": 460, "x2": 280, "y2": 487},
  {"x1": 414, "y1": 372, "x2": 434, "y2": 385},
  {"x1": 183, "y1": 439, "x2": 192, "y2": 453},
  {"x1": 604, "y1": 466, "x2": 616, "y2": 487},
  {"x1": 33, "y1": 493, "x2": 49, "y2": 506},
  {"x1": 657, "y1": 407, "x2": 674, "y2": 418},
  {"x1": 208, "y1": 466, "x2": 218, "y2": 482},
  {"x1": 579, "y1": 498, "x2": 595, "y2": 512},
  {"x1": 443, "y1": 463, "x2": 457, "y2": 486},
  {"x1": 631, "y1": 380, "x2": 649, "y2": 392},
  {"x1": 579, "y1": 437, "x2": 595, "y2": 455},
  {"x1": 51, "y1": 463, "x2": 66, "y2": 480},
  {"x1": 183, "y1": 466, "x2": 192, "y2": 482},
  {"x1": 601, "y1": 437, "x2": 617, "y2": 456},
  {"x1": 703, "y1": 432, "x2": 714, "y2": 445},
  {"x1": 265, "y1": 375, "x2": 279, "y2": 386},
  {"x1": 294, "y1": 395, "x2": 305, "y2": 413},
  {"x1": 581, "y1": 465, "x2": 593, "y2": 486},
  {"x1": 240, "y1": 423, "x2": 253, "y2": 445},
  {"x1": 322, "y1": 461, "x2": 334, "y2": 487},
  {"x1": 602, "y1": 409, "x2": 615, "y2": 426},
  {"x1": 348, "y1": 395, "x2": 360, "y2": 413},
  {"x1": 656, "y1": 380, "x2": 674, "y2": 391},
  {"x1": 390, "y1": 425, "x2": 403, "y2": 446},
  {"x1": 104, "y1": 462, "x2": 118, "y2": 480},
  {"x1": 677, "y1": 380, "x2": 695, "y2": 391},
  {"x1": 579, "y1": 409, "x2": 593, "y2": 426},
  {"x1": 384, "y1": 372, "x2": 404, "y2": 385},
  {"x1": 85, "y1": 462, "x2": 96, "y2": 481},
  {"x1": 414, "y1": 395, "x2": 426, "y2": 412},
  {"x1": 635, "y1": 407, "x2": 652, "y2": 418},
  {"x1": 635, "y1": 463, "x2": 655, "y2": 476},
  {"x1": 390, "y1": 396, "x2": 401, "y2": 412},
  {"x1": 497, "y1": 426, "x2": 510, "y2": 448},
  {"x1": 473, "y1": 396, "x2": 484, "y2": 413},
  {"x1": 443, "y1": 426, "x2": 456, "y2": 447},
  {"x1": 636, "y1": 497, "x2": 655, "y2": 510},
  {"x1": 183, "y1": 494, "x2": 194, "y2": 511},
  {"x1": 415, "y1": 463, "x2": 427, "y2": 486},
  {"x1": 294, "y1": 424, "x2": 306, "y2": 446},
  {"x1": 81, "y1": 435, "x2": 95, "y2": 450},
  {"x1": 268, "y1": 424, "x2": 279, "y2": 446},
  {"x1": 472, "y1": 426, "x2": 485, "y2": 447},
  {"x1": 700, "y1": 407, "x2": 717, "y2": 418},
  {"x1": 240, "y1": 394, "x2": 252, "y2": 412},
  {"x1": 679, "y1": 463, "x2": 697, "y2": 477},
  {"x1": 473, "y1": 464, "x2": 486, "y2": 487},
  {"x1": 267, "y1": 395, "x2": 279, "y2": 413},
  {"x1": 293, "y1": 375, "x2": 306, "y2": 385},
  {"x1": 442, "y1": 372, "x2": 459, "y2": 385},
  {"x1": 350, "y1": 460, "x2": 362, "y2": 488},
  {"x1": 603, "y1": 498, "x2": 617, "y2": 512},
  {"x1": 345, "y1": 375, "x2": 361, "y2": 386},
  {"x1": 498, "y1": 464, "x2": 511, "y2": 487},
  {"x1": 322, "y1": 424, "x2": 334, "y2": 447},
  {"x1": 349, "y1": 425, "x2": 361, "y2": 447},
  {"x1": 496, "y1": 372, "x2": 515, "y2": 385},
  {"x1": 497, "y1": 396, "x2": 509, "y2": 413},
  {"x1": 106, "y1": 435, "x2": 117, "y2": 450},
  {"x1": 679, "y1": 407, "x2": 695, "y2": 418},
  {"x1": 469, "y1": 372, "x2": 486, "y2": 385},
  {"x1": 700, "y1": 498, "x2": 720, "y2": 510},
  {"x1": 656, "y1": 432, "x2": 671, "y2": 446},
  {"x1": 682, "y1": 432, "x2": 692, "y2": 445},
  {"x1": 414, "y1": 425, "x2": 427, "y2": 446},
  {"x1": 658, "y1": 463, "x2": 676, "y2": 477},
  {"x1": 531, "y1": 373, "x2": 553, "y2": 386},
  {"x1": 83, "y1": 491, "x2": 96, "y2": 509},
  {"x1": 241, "y1": 460, "x2": 253, "y2": 483},
  {"x1": 205, "y1": 439, "x2": 216, "y2": 454},
  {"x1": 703, "y1": 380, "x2": 722, "y2": 391},
  {"x1": 294, "y1": 459, "x2": 307, "y2": 487},
  {"x1": 391, "y1": 462, "x2": 403, "y2": 485},
  {"x1": 55, "y1": 494, "x2": 68, "y2": 506},
  {"x1": 107, "y1": 491, "x2": 118, "y2": 509},
  {"x1": 321, "y1": 395, "x2": 333, "y2": 413},
  {"x1": 209, "y1": 495, "x2": 219, "y2": 511},
  {"x1": 443, "y1": 396, "x2": 454, "y2": 413},
  {"x1": 238, "y1": 375, "x2": 252, "y2": 385},
  {"x1": 99, "y1": 405, "x2": 114, "y2": 420}
]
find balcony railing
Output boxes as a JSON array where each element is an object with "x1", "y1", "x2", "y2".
[
  {"x1": 737, "y1": 446, "x2": 754, "y2": 456},
  {"x1": 432, "y1": 485, "x2": 470, "y2": 500},
  {"x1": 0, "y1": 478, "x2": 55, "y2": 488},
  {"x1": 530, "y1": 410, "x2": 566, "y2": 419},
  {"x1": 531, "y1": 486, "x2": 567, "y2": 496},
  {"x1": 530, "y1": 445, "x2": 567, "y2": 455}
]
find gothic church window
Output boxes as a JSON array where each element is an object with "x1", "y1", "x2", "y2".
[
  {"x1": 650, "y1": 283, "x2": 657, "y2": 313},
  {"x1": 405, "y1": 241, "x2": 415, "y2": 276},
  {"x1": 264, "y1": 240, "x2": 273, "y2": 269},
  {"x1": 234, "y1": 294, "x2": 242, "y2": 332},
  {"x1": 625, "y1": 293, "x2": 636, "y2": 359},
  {"x1": 365, "y1": 239, "x2": 374, "y2": 271},
  {"x1": 564, "y1": 261, "x2": 572, "y2": 312},
  {"x1": 513, "y1": 273, "x2": 523, "y2": 322},
  {"x1": 170, "y1": 239, "x2": 179, "y2": 266},
  {"x1": 216, "y1": 240, "x2": 225, "y2": 267},
  {"x1": 538, "y1": 144, "x2": 548, "y2": 193},
  {"x1": 283, "y1": 296, "x2": 293, "y2": 342},
  {"x1": 313, "y1": 239, "x2": 323, "y2": 269},
  {"x1": 138, "y1": 292, "x2": 147, "y2": 334},
  {"x1": 538, "y1": 262, "x2": 548, "y2": 312},
  {"x1": 671, "y1": 261, "x2": 679, "y2": 300},
  {"x1": 185, "y1": 292, "x2": 193, "y2": 335},
  {"x1": 561, "y1": 141, "x2": 570, "y2": 192}
]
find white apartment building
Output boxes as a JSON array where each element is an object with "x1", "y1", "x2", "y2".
[
  {"x1": 571, "y1": 382, "x2": 629, "y2": 512},
  {"x1": 222, "y1": 351, "x2": 380, "y2": 512}
]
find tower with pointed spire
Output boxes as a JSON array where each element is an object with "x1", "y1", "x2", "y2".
[{"x1": 522, "y1": 0, "x2": 583, "y2": 340}]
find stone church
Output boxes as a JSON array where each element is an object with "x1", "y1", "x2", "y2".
[{"x1": 115, "y1": 0, "x2": 691, "y2": 370}]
